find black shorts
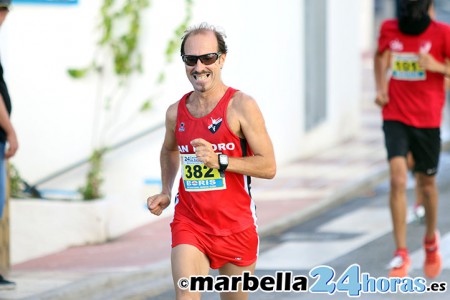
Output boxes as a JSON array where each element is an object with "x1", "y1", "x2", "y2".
[{"x1": 383, "y1": 120, "x2": 441, "y2": 176}]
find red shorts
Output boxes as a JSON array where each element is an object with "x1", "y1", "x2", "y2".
[{"x1": 171, "y1": 220, "x2": 259, "y2": 269}]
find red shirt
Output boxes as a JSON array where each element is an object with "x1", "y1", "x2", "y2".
[
  {"x1": 377, "y1": 19, "x2": 450, "y2": 128},
  {"x1": 173, "y1": 87, "x2": 256, "y2": 236}
]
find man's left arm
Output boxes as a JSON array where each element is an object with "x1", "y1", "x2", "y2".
[
  {"x1": 191, "y1": 94, "x2": 276, "y2": 179},
  {"x1": 228, "y1": 95, "x2": 276, "y2": 179},
  {"x1": 419, "y1": 52, "x2": 450, "y2": 77},
  {"x1": 419, "y1": 25, "x2": 450, "y2": 77}
]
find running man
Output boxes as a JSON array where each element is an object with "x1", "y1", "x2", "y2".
[
  {"x1": 147, "y1": 22, "x2": 276, "y2": 299},
  {"x1": 374, "y1": 0, "x2": 450, "y2": 278}
]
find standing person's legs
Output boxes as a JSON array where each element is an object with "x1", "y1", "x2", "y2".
[
  {"x1": 0, "y1": 142, "x2": 5, "y2": 220},
  {"x1": 0, "y1": 142, "x2": 16, "y2": 289}
]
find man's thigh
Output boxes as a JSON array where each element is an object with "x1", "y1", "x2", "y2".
[
  {"x1": 218, "y1": 262, "x2": 256, "y2": 300},
  {"x1": 209, "y1": 225, "x2": 259, "y2": 270},
  {"x1": 383, "y1": 120, "x2": 409, "y2": 160},
  {"x1": 409, "y1": 127, "x2": 441, "y2": 175},
  {"x1": 171, "y1": 244, "x2": 210, "y2": 300}
]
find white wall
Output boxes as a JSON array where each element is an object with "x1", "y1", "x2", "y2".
[
  {"x1": 327, "y1": 0, "x2": 363, "y2": 139},
  {"x1": 2, "y1": 1, "x2": 190, "y2": 199},
  {"x1": 360, "y1": 0, "x2": 375, "y2": 55},
  {"x1": 2, "y1": 0, "x2": 367, "y2": 208},
  {"x1": 290, "y1": 0, "x2": 367, "y2": 156}
]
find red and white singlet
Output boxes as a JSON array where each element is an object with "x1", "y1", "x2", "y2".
[{"x1": 173, "y1": 87, "x2": 256, "y2": 236}]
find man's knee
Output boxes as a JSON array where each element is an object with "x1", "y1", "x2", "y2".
[
  {"x1": 389, "y1": 157, "x2": 408, "y2": 191},
  {"x1": 390, "y1": 174, "x2": 407, "y2": 191},
  {"x1": 417, "y1": 174, "x2": 437, "y2": 198},
  {"x1": 175, "y1": 287, "x2": 203, "y2": 300}
]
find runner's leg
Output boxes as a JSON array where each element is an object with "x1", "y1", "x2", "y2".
[
  {"x1": 389, "y1": 156, "x2": 409, "y2": 250},
  {"x1": 416, "y1": 173, "x2": 438, "y2": 239},
  {"x1": 218, "y1": 262, "x2": 256, "y2": 300},
  {"x1": 172, "y1": 244, "x2": 210, "y2": 300}
]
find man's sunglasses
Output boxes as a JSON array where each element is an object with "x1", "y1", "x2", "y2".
[{"x1": 181, "y1": 52, "x2": 222, "y2": 67}]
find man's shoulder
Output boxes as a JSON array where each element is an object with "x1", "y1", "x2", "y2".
[
  {"x1": 230, "y1": 90, "x2": 255, "y2": 106},
  {"x1": 166, "y1": 100, "x2": 181, "y2": 122},
  {"x1": 229, "y1": 90, "x2": 260, "y2": 117},
  {"x1": 430, "y1": 20, "x2": 450, "y2": 35},
  {"x1": 432, "y1": 20, "x2": 450, "y2": 29}
]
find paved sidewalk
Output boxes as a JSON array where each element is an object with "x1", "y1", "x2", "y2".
[{"x1": 0, "y1": 99, "x2": 392, "y2": 300}]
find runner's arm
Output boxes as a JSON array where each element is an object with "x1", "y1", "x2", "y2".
[
  {"x1": 374, "y1": 49, "x2": 390, "y2": 107},
  {"x1": 160, "y1": 103, "x2": 181, "y2": 196},
  {"x1": 147, "y1": 103, "x2": 180, "y2": 215},
  {"x1": 226, "y1": 93, "x2": 276, "y2": 179},
  {"x1": 419, "y1": 53, "x2": 450, "y2": 77}
]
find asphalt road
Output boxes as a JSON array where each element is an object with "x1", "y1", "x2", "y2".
[{"x1": 151, "y1": 149, "x2": 450, "y2": 300}]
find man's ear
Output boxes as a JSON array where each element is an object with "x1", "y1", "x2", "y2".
[{"x1": 220, "y1": 53, "x2": 227, "y2": 66}]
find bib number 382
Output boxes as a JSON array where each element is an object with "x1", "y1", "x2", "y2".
[{"x1": 181, "y1": 154, "x2": 226, "y2": 192}]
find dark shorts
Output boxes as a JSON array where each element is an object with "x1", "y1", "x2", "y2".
[
  {"x1": 383, "y1": 120, "x2": 441, "y2": 176},
  {"x1": 171, "y1": 220, "x2": 259, "y2": 269}
]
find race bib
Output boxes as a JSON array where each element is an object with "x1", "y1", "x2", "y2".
[
  {"x1": 181, "y1": 154, "x2": 226, "y2": 192},
  {"x1": 391, "y1": 52, "x2": 426, "y2": 81}
]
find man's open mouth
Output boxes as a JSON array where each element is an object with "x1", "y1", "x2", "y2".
[{"x1": 193, "y1": 73, "x2": 210, "y2": 80}]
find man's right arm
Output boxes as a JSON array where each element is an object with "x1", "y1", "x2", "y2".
[
  {"x1": 147, "y1": 102, "x2": 180, "y2": 216},
  {"x1": 374, "y1": 49, "x2": 390, "y2": 107}
]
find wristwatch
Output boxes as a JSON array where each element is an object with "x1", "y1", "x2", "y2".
[{"x1": 218, "y1": 154, "x2": 229, "y2": 177}]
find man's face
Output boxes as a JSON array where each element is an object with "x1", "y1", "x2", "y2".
[{"x1": 183, "y1": 31, "x2": 225, "y2": 93}]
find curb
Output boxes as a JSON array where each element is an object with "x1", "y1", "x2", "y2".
[{"x1": 27, "y1": 261, "x2": 172, "y2": 300}]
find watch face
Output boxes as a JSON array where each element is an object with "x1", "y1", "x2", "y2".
[{"x1": 219, "y1": 155, "x2": 228, "y2": 164}]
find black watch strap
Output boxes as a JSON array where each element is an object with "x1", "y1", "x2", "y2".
[{"x1": 218, "y1": 154, "x2": 228, "y2": 176}]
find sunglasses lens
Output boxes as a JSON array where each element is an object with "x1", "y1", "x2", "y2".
[
  {"x1": 199, "y1": 53, "x2": 218, "y2": 65},
  {"x1": 183, "y1": 56, "x2": 198, "y2": 66}
]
